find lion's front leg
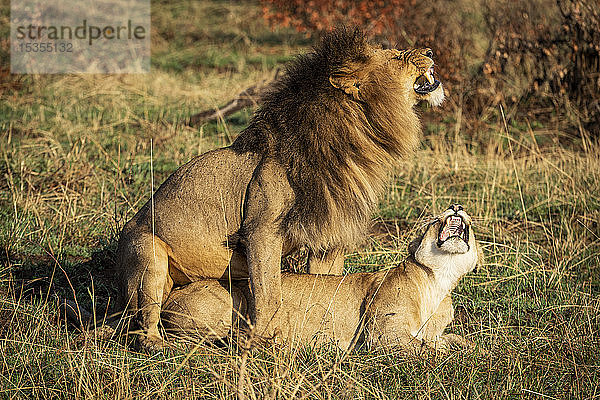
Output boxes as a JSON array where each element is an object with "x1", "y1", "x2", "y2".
[
  {"x1": 241, "y1": 161, "x2": 291, "y2": 340},
  {"x1": 245, "y1": 228, "x2": 284, "y2": 338},
  {"x1": 308, "y1": 247, "x2": 344, "y2": 275}
]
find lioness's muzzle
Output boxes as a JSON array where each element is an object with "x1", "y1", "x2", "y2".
[{"x1": 437, "y1": 214, "x2": 469, "y2": 245}]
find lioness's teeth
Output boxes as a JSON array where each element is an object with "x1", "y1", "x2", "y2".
[{"x1": 425, "y1": 70, "x2": 434, "y2": 84}]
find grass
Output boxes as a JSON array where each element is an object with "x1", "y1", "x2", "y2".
[{"x1": 1, "y1": 0, "x2": 599, "y2": 399}]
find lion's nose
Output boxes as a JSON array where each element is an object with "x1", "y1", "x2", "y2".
[{"x1": 448, "y1": 204, "x2": 463, "y2": 213}]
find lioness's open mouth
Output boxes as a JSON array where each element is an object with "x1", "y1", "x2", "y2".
[
  {"x1": 438, "y1": 214, "x2": 468, "y2": 245},
  {"x1": 414, "y1": 66, "x2": 440, "y2": 94}
]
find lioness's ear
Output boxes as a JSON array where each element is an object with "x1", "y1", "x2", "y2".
[
  {"x1": 329, "y1": 73, "x2": 361, "y2": 101},
  {"x1": 407, "y1": 233, "x2": 424, "y2": 256}
]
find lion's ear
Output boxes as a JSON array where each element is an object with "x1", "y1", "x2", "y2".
[{"x1": 329, "y1": 73, "x2": 361, "y2": 101}]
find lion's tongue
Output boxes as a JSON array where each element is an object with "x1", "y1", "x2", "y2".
[{"x1": 439, "y1": 216, "x2": 462, "y2": 241}]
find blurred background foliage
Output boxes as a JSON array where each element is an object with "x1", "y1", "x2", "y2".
[{"x1": 261, "y1": 0, "x2": 600, "y2": 139}]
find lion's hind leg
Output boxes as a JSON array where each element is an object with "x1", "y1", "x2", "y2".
[{"x1": 117, "y1": 231, "x2": 171, "y2": 351}]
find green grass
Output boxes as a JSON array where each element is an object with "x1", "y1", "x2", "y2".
[{"x1": 1, "y1": 0, "x2": 599, "y2": 399}]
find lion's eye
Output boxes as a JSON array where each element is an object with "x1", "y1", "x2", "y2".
[{"x1": 425, "y1": 49, "x2": 433, "y2": 59}]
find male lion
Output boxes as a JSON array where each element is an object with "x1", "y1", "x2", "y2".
[
  {"x1": 116, "y1": 27, "x2": 445, "y2": 350},
  {"x1": 161, "y1": 205, "x2": 480, "y2": 352}
]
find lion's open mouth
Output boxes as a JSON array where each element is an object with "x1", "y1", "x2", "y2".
[
  {"x1": 438, "y1": 215, "x2": 468, "y2": 245},
  {"x1": 414, "y1": 66, "x2": 440, "y2": 94}
]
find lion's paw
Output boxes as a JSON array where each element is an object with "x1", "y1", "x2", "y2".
[{"x1": 137, "y1": 334, "x2": 164, "y2": 352}]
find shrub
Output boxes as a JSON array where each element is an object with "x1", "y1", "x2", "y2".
[
  {"x1": 261, "y1": 0, "x2": 600, "y2": 138},
  {"x1": 260, "y1": 0, "x2": 476, "y2": 93},
  {"x1": 480, "y1": 0, "x2": 599, "y2": 137}
]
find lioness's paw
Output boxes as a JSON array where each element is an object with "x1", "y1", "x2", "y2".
[
  {"x1": 443, "y1": 333, "x2": 474, "y2": 349},
  {"x1": 438, "y1": 334, "x2": 490, "y2": 356},
  {"x1": 138, "y1": 334, "x2": 164, "y2": 352}
]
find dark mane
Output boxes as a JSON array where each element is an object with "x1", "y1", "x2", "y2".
[{"x1": 232, "y1": 27, "x2": 421, "y2": 251}]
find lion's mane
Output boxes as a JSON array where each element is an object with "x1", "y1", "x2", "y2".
[{"x1": 232, "y1": 28, "x2": 421, "y2": 251}]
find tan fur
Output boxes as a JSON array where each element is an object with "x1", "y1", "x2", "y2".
[
  {"x1": 115, "y1": 28, "x2": 445, "y2": 350},
  {"x1": 162, "y1": 206, "x2": 479, "y2": 353}
]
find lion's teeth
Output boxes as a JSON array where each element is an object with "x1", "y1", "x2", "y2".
[{"x1": 425, "y1": 70, "x2": 434, "y2": 84}]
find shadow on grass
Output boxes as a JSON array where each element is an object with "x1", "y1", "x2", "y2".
[{"x1": 3, "y1": 242, "x2": 120, "y2": 322}]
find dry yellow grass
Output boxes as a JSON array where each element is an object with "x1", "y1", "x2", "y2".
[{"x1": 1, "y1": 1, "x2": 599, "y2": 399}]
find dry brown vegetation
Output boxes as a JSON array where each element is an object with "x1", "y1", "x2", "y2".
[{"x1": 262, "y1": 0, "x2": 600, "y2": 138}]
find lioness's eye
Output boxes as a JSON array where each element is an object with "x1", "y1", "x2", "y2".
[{"x1": 425, "y1": 49, "x2": 433, "y2": 58}]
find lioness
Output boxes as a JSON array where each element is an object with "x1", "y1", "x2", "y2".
[
  {"x1": 116, "y1": 27, "x2": 445, "y2": 350},
  {"x1": 161, "y1": 205, "x2": 479, "y2": 352}
]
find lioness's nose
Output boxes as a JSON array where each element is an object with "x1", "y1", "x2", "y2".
[{"x1": 449, "y1": 204, "x2": 463, "y2": 213}]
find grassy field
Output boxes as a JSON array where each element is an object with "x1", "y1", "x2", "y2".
[{"x1": 1, "y1": 0, "x2": 599, "y2": 399}]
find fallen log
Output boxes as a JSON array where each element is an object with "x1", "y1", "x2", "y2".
[{"x1": 187, "y1": 69, "x2": 280, "y2": 126}]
